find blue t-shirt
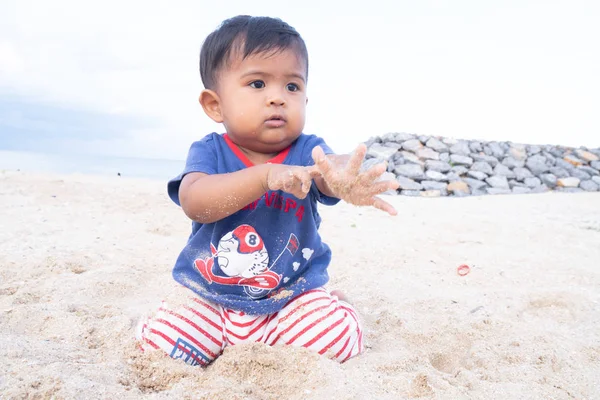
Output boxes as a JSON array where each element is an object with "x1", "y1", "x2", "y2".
[{"x1": 167, "y1": 133, "x2": 339, "y2": 315}]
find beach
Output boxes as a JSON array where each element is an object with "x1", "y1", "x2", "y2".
[{"x1": 1, "y1": 169, "x2": 599, "y2": 399}]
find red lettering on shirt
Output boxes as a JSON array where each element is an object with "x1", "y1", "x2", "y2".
[
  {"x1": 284, "y1": 198, "x2": 297, "y2": 213},
  {"x1": 295, "y1": 205, "x2": 305, "y2": 222}
]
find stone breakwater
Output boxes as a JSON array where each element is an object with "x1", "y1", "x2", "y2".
[{"x1": 364, "y1": 133, "x2": 600, "y2": 197}]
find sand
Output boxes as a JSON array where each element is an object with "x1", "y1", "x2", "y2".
[{"x1": 1, "y1": 169, "x2": 599, "y2": 399}]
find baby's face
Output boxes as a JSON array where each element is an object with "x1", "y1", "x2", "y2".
[{"x1": 214, "y1": 48, "x2": 308, "y2": 158}]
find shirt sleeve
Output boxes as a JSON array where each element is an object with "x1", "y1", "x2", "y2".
[
  {"x1": 167, "y1": 135, "x2": 218, "y2": 206},
  {"x1": 302, "y1": 135, "x2": 341, "y2": 206}
]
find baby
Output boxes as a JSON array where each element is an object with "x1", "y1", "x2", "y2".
[{"x1": 136, "y1": 15, "x2": 399, "y2": 366}]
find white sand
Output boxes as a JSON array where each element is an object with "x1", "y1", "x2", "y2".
[{"x1": 1, "y1": 170, "x2": 599, "y2": 399}]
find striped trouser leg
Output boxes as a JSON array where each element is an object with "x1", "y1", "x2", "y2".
[
  {"x1": 136, "y1": 295, "x2": 226, "y2": 366},
  {"x1": 261, "y1": 288, "x2": 364, "y2": 362}
]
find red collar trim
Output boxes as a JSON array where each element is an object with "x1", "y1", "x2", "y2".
[{"x1": 223, "y1": 133, "x2": 291, "y2": 167}]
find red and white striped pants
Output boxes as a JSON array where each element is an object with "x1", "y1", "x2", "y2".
[{"x1": 136, "y1": 287, "x2": 363, "y2": 366}]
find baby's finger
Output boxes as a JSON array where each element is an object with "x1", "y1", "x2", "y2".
[
  {"x1": 299, "y1": 170, "x2": 314, "y2": 194},
  {"x1": 347, "y1": 144, "x2": 367, "y2": 176},
  {"x1": 311, "y1": 146, "x2": 333, "y2": 175},
  {"x1": 362, "y1": 162, "x2": 387, "y2": 182},
  {"x1": 367, "y1": 179, "x2": 400, "y2": 196},
  {"x1": 371, "y1": 196, "x2": 398, "y2": 216},
  {"x1": 306, "y1": 164, "x2": 322, "y2": 178}
]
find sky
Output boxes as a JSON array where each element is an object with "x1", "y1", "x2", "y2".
[{"x1": 0, "y1": 0, "x2": 599, "y2": 160}]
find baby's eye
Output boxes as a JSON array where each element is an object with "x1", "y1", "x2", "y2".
[
  {"x1": 286, "y1": 83, "x2": 299, "y2": 92},
  {"x1": 249, "y1": 80, "x2": 265, "y2": 89}
]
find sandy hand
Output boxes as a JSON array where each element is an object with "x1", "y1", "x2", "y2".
[
  {"x1": 311, "y1": 144, "x2": 400, "y2": 215},
  {"x1": 266, "y1": 164, "x2": 322, "y2": 199}
]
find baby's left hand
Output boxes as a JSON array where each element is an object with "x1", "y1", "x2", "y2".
[{"x1": 311, "y1": 144, "x2": 400, "y2": 216}]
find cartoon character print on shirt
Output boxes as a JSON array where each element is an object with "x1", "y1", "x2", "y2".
[{"x1": 194, "y1": 224, "x2": 301, "y2": 299}]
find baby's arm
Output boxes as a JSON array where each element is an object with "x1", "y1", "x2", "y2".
[{"x1": 179, "y1": 164, "x2": 320, "y2": 224}]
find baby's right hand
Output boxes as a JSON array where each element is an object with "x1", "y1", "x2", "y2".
[{"x1": 266, "y1": 164, "x2": 322, "y2": 199}]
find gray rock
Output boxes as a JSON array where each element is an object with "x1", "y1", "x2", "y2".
[
  {"x1": 401, "y1": 151, "x2": 424, "y2": 166},
  {"x1": 557, "y1": 177, "x2": 580, "y2": 188},
  {"x1": 540, "y1": 174, "x2": 558, "y2": 188},
  {"x1": 471, "y1": 188, "x2": 488, "y2": 196},
  {"x1": 493, "y1": 163, "x2": 516, "y2": 178},
  {"x1": 420, "y1": 189, "x2": 446, "y2": 197},
  {"x1": 463, "y1": 177, "x2": 488, "y2": 190},
  {"x1": 383, "y1": 142, "x2": 403, "y2": 150},
  {"x1": 549, "y1": 167, "x2": 570, "y2": 178},
  {"x1": 446, "y1": 172, "x2": 462, "y2": 181},
  {"x1": 451, "y1": 166, "x2": 469, "y2": 176},
  {"x1": 486, "y1": 175, "x2": 510, "y2": 189},
  {"x1": 486, "y1": 142, "x2": 505, "y2": 158},
  {"x1": 471, "y1": 153, "x2": 499, "y2": 167},
  {"x1": 486, "y1": 187, "x2": 512, "y2": 195},
  {"x1": 571, "y1": 169, "x2": 591, "y2": 181},
  {"x1": 508, "y1": 179, "x2": 526, "y2": 188},
  {"x1": 513, "y1": 167, "x2": 534, "y2": 182},
  {"x1": 450, "y1": 154, "x2": 474, "y2": 166},
  {"x1": 554, "y1": 159, "x2": 575, "y2": 171},
  {"x1": 401, "y1": 190, "x2": 421, "y2": 197},
  {"x1": 524, "y1": 177, "x2": 542, "y2": 188},
  {"x1": 590, "y1": 148, "x2": 600, "y2": 157},
  {"x1": 421, "y1": 181, "x2": 448, "y2": 191},
  {"x1": 416, "y1": 147, "x2": 440, "y2": 161},
  {"x1": 564, "y1": 154, "x2": 584, "y2": 166},
  {"x1": 394, "y1": 164, "x2": 425, "y2": 180},
  {"x1": 591, "y1": 161, "x2": 600, "y2": 171},
  {"x1": 471, "y1": 161, "x2": 493, "y2": 175},
  {"x1": 469, "y1": 141, "x2": 483, "y2": 153},
  {"x1": 531, "y1": 185, "x2": 550, "y2": 193},
  {"x1": 364, "y1": 137, "x2": 380, "y2": 147},
  {"x1": 439, "y1": 152, "x2": 450, "y2": 162},
  {"x1": 548, "y1": 147, "x2": 566, "y2": 158},
  {"x1": 527, "y1": 145, "x2": 542, "y2": 155},
  {"x1": 396, "y1": 176, "x2": 422, "y2": 190},
  {"x1": 442, "y1": 137, "x2": 458, "y2": 146},
  {"x1": 580, "y1": 180, "x2": 599, "y2": 192},
  {"x1": 592, "y1": 176, "x2": 600, "y2": 186},
  {"x1": 394, "y1": 132, "x2": 415, "y2": 142},
  {"x1": 502, "y1": 157, "x2": 525, "y2": 169},
  {"x1": 452, "y1": 190, "x2": 471, "y2": 198},
  {"x1": 425, "y1": 160, "x2": 452, "y2": 173},
  {"x1": 392, "y1": 152, "x2": 405, "y2": 164},
  {"x1": 542, "y1": 152, "x2": 556, "y2": 166},
  {"x1": 575, "y1": 148, "x2": 600, "y2": 162},
  {"x1": 366, "y1": 143, "x2": 398, "y2": 160},
  {"x1": 402, "y1": 139, "x2": 423, "y2": 152},
  {"x1": 450, "y1": 141, "x2": 471, "y2": 156},
  {"x1": 425, "y1": 170, "x2": 449, "y2": 181},
  {"x1": 381, "y1": 132, "x2": 398, "y2": 142},
  {"x1": 425, "y1": 138, "x2": 448, "y2": 152},
  {"x1": 509, "y1": 146, "x2": 527, "y2": 161},
  {"x1": 468, "y1": 170, "x2": 488, "y2": 180},
  {"x1": 387, "y1": 161, "x2": 396, "y2": 172},
  {"x1": 525, "y1": 154, "x2": 549, "y2": 175},
  {"x1": 579, "y1": 166, "x2": 599, "y2": 176},
  {"x1": 418, "y1": 135, "x2": 431, "y2": 144},
  {"x1": 512, "y1": 186, "x2": 532, "y2": 194}
]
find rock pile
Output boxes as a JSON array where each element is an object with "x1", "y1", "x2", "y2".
[{"x1": 364, "y1": 133, "x2": 600, "y2": 197}]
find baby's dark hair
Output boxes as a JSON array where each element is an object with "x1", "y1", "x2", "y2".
[{"x1": 199, "y1": 15, "x2": 309, "y2": 90}]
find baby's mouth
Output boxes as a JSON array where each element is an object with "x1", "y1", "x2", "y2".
[{"x1": 265, "y1": 115, "x2": 286, "y2": 127}]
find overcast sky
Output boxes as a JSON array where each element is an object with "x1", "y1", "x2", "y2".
[{"x1": 1, "y1": 0, "x2": 598, "y2": 160}]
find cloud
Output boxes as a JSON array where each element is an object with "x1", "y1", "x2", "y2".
[{"x1": 0, "y1": 94, "x2": 161, "y2": 155}]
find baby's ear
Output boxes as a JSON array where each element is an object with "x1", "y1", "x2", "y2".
[{"x1": 199, "y1": 89, "x2": 223, "y2": 123}]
